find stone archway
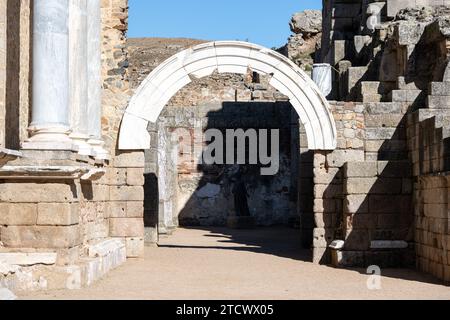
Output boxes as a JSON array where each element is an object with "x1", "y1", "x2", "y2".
[{"x1": 118, "y1": 41, "x2": 337, "y2": 151}]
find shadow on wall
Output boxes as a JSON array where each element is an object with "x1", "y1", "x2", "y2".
[
  {"x1": 320, "y1": 111, "x2": 415, "y2": 267},
  {"x1": 177, "y1": 101, "x2": 298, "y2": 227},
  {"x1": 143, "y1": 100, "x2": 315, "y2": 253}
]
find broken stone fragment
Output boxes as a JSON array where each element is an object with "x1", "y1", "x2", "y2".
[{"x1": 290, "y1": 10, "x2": 322, "y2": 36}]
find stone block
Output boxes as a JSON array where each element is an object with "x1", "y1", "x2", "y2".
[
  {"x1": 110, "y1": 218, "x2": 144, "y2": 237},
  {"x1": 344, "y1": 194, "x2": 369, "y2": 214},
  {"x1": 37, "y1": 203, "x2": 79, "y2": 226},
  {"x1": 365, "y1": 114, "x2": 404, "y2": 128},
  {"x1": 312, "y1": 247, "x2": 328, "y2": 264},
  {"x1": 126, "y1": 201, "x2": 144, "y2": 218},
  {"x1": 361, "y1": 81, "x2": 381, "y2": 95},
  {"x1": 370, "y1": 178, "x2": 403, "y2": 194},
  {"x1": 102, "y1": 168, "x2": 126, "y2": 186},
  {"x1": 32, "y1": 265, "x2": 82, "y2": 290},
  {"x1": 314, "y1": 199, "x2": 336, "y2": 213},
  {"x1": 326, "y1": 150, "x2": 364, "y2": 168},
  {"x1": 365, "y1": 140, "x2": 406, "y2": 152},
  {"x1": 0, "y1": 203, "x2": 37, "y2": 226},
  {"x1": 366, "y1": 128, "x2": 399, "y2": 140},
  {"x1": 0, "y1": 252, "x2": 57, "y2": 266},
  {"x1": 370, "y1": 240, "x2": 408, "y2": 249},
  {"x1": 332, "y1": 250, "x2": 365, "y2": 267},
  {"x1": 427, "y1": 96, "x2": 450, "y2": 109},
  {"x1": 369, "y1": 195, "x2": 411, "y2": 214},
  {"x1": 88, "y1": 238, "x2": 125, "y2": 258},
  {"x1": 377, "y1": 213, "x2": 399, "y2": 229},
  {"x1": 114, "y1": 151, "x2": 145, "y2": 168},
  {"x1": 344, "y1": 162, "x2": 377, "y2": 178},
  {"x1": 110, "y1": 186, "x2": 144, "y2": 201},
  {"x1": 345, "y1": 213, "x2": 376, "y2": 230},
  {"x1": 314, "y1": 213, "x2": 333, "y2": 228},
  {"x1": 0, "y1": 183, "x2": 76, "y2": 203},
  {"x1": 344, "y1": 229, "x2": 370, "y2": 251},
  {"x1": 429, "y1": 82, "x2": 450, "y2": 96},
  {"x1": 126, "y1": 168, "x2": 145, "y2": 186},
  {"x1": 55, "y1": 247, "x2": 80, "y2": 266},
  {"x1": 424, "y1": 203, "x2": 447, "y2": 219},
  {"x1": 0, "y1": 225, "x2": 80, "y2": 248},
  {"x1": 313, "y1": 167, "x2": 342, "y2": 184},
  {"x1": 125, "y1": 237, "x2": 145, "y2": 258},
  {"x1": 314, "y1": 183, "x2": 343, "y2": 199},
  {"x1": 313, "y1": 152, "x2": 327, "y2": 169},
  {"x1": 108, "y1": 202, "x2": 127, "y2": 218},
  {"x1": 362, "y1": 94, "x2": 382, "y2": 103},
  {"x1": 364, "y1": 102, "x2": 402, "y2": 115},
  {"x1": 90, "y1": 184, "x2": 111, "y2": 201},
  {"x1": 377, "y1": 161, "x2": 411, "y2": 177},
  {"x1": 344, "y1": 177, "x2": 377, "y2": 194},
  {"x1": 347, "y1": 66, "x2": 368, "y2": 94}
]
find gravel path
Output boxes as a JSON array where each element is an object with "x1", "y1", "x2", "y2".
[{"x1": 21, "y1": 227, "x2": 450, "y2": 300}]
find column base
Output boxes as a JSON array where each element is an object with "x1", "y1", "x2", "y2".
[
  {"x1": 70, "y1": 133, "x2": 93, "y2": 156},
  {"x1": 22, "y1": 126, "x2": 73, "y2": 151},
  {"x1": 88, "y1": 138, "x2": 110, "y2": 160}
]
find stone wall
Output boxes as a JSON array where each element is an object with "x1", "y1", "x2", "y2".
[
  {"x1": 313, "y1": 101, "x2": 365, "y2": 263},
  {"x1": 151, "y1": 102, "x2": 297, "y2": 229},
  {"x1": 0, "y1": 0, "x2": 147, "y2": 292},
  {"x1": 316, "y1": 1, "x2": 450, "y2": 283},
  {"x1": 406, "y1": 83, "x2": 450, "y2": 282},
  {"x1": 313, "y1": 99, "x2": 415, "y2": 266}
]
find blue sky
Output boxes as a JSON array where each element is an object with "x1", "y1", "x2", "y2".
[{"x1": 128, "y1": 0, "x2": 322, "y2": 48}]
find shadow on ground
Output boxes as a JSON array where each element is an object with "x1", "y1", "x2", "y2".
[{"x1": 157, "y1": 226, "x2": 312, "y2": 262}]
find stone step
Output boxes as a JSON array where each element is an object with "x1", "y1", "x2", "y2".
[
  {"x1": 347, "y1": 66, "x2": 369, "y2": 100},
  {"x1": 362, "y1": 94, "x2": 382, "y2": 103},
  {"x1": 0, "y1": 252, "x2": 57, "y2": 266},
  {"x1": 361, "y1": 81, "x2": 382, "y2": 95},
  {"x1": 397, "y1": 76, "x2": 421, "y2": 91},
  {"x1": 364, "y1": 102, "x2": 403, "y2": 114},
  {"x1": 427, "y1": 95, "x2": 450, "y2": 109},
  {"x1": 389, "y1": 89, "x2": 423, "y2": 103},
  {"x1": 429, "y1": 81, "x2": 450, "y2": 96}
]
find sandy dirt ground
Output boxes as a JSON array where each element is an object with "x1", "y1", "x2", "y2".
[{"x1": 20, "y1": 227, "x2": 450, "y2": 300}]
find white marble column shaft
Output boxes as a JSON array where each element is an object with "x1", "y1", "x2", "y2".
[
  {"x1": 87, "y1": 0, "x2": 108, "y2": 159},
  {"x1": 69, "y1": 0, "x2": 91, "y2": 155},
  {"x1": 24, "y1": 0, "x2": 72, "y2": 150}
]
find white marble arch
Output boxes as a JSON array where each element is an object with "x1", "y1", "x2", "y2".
[{"x1": 119, "y1": 41, "x2": 337, "y2": 150}]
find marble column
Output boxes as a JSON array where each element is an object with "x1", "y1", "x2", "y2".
[
  {"x1": 69, "y1": 0, "x2": 91, "y2": 155},
  {"x1": 87, "y1": 0, "x2": 108, "y2": 159},
  {"x1": 23, "y1": 0, "x2": 73, "y2": 150}
]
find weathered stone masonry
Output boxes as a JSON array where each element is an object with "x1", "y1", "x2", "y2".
[
  {"x1": 1, "y1": 0, "x2": 450, "y2": 294},
  {"x1": 316, "y1": 1, "x2": 450, "y2": 283},
  {"x1": 0, "y1": 0, "x2": 145, "y2": 292}
]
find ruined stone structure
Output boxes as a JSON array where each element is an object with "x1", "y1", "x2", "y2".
[
  {"x1": 318, "y1": 1, "x2": 450, "y2": 281},
  {"x1": 0, "y1": 0, "x2": 144, "y2": 291},
  {"x1": 0, "y1": 0, "x2": 449, "y2": 295}
]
